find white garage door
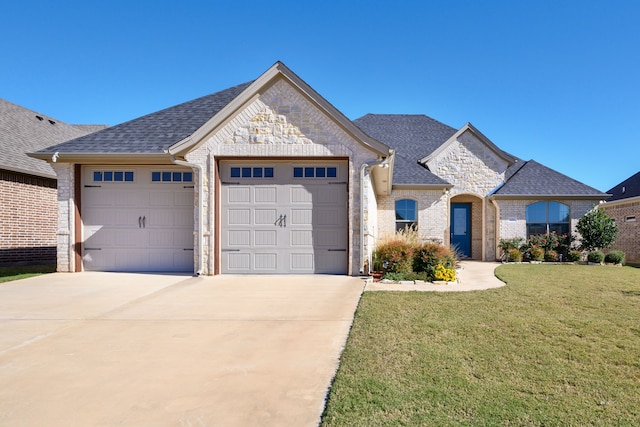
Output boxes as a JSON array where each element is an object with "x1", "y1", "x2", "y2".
[
  {"x1": 82, "y1": 166, "x2": 194, "y2": 272},
  {"x1": 220, "y1": 161, "x2": 348, "y2": 274}
]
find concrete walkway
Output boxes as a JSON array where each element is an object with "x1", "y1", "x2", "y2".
[
  {"x1": 365, "y1": 261, "x2": 506, "y2": 292},
  {"x1": 0, "y1": 273, "x2": 364, "y2": 427}
]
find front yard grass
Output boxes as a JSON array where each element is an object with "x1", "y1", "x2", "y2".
[
  {"x1": 0, "y1": 264, "x2": 56, "y2": 283},
  {"x1": 322, "y1": 264, "x2": 640, "y2": 426}
]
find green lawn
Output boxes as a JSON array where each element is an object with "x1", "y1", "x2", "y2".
[
  {"x1": 322, "y1": 264, "x2": 640, "y2": 426},
  {"x1": 0, "y1": 264, "x2": 56, "y2": 283}
]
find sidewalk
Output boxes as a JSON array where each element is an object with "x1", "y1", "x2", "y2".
[{"x1": 364, "y1": 261, "x2": 505, "y2": 292}]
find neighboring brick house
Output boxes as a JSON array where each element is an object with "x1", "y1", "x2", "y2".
[
  {"x1": 30, "y1": 62, "x2": 608, "y2": 275},
  {"x1": 0, "y1": 99, "x2": 106, "y2": 265},
  {"x1": 600, "y1": 172, "x2": 640, "y2": 264}
]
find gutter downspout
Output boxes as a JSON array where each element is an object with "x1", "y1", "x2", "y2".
[
  {"x1": 490, "y1": 197, "x2": 501, "y2": 262},
  {"x1": 171, "y1": 156, "x2": 204, "y2": 276},
  {"x1": 360, "y1": 155, "x2": 393, "y2": 275}
]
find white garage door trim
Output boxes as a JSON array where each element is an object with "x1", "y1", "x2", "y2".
[
  {"x1": 81, "y1": 166, "x2": 195, "y2": 272},
  {"x1": 219, "y1": 160, "x2": 348, "y2": 274}
]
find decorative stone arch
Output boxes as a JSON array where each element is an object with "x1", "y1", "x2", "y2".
[{"x1": 450, "y1": 193, "x2": 485, "y2": 260}]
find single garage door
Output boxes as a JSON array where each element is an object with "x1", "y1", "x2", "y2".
[
  {"x1": 220, "y1": 161, "x2": 348, "y2": 274},
  {"x1": 82, "y1": 166, "x2": 194, "y2": 272}
]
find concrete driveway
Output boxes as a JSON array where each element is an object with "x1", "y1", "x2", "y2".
[{"x1": 0, "y1": 272, "x2": 364, "y2": 426}]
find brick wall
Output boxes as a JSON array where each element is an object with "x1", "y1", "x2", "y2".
[
  {"x1": 0, "y1": 170, "x2": 57, "y2": 265},
  {"x1": 600, "y1": 200, "x2": 640, "y2": 264}
]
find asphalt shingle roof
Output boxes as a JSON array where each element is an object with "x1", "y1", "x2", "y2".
[
  {"x1": 606, "y1": 171, "x2": 640, "y2": 201},
  {"x1": 354, "y1": 114, "x2": 456, "y2": 185},
  {"x1": 37, "y1": 82, "x2": 253, "y2": 155},
  {"x1": 0, "y1": 99, "x2": 106, "y2": 178},
  {"x1": 495, "y1": 160, "x2": 607, "y2": 196}
]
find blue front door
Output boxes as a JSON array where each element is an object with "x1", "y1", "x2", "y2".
[{"x1": 451, "y1": 203, "x2": 471, "y2": 258}]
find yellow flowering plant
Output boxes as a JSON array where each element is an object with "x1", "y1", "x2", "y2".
[{"x1": 434, "y1": 264, "x2": 456, "y2": 282}]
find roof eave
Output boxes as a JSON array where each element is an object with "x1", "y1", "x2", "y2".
[
  {"x1": 28, "y1": 152, "x2": 174, "y2": 165},
  {"x1": 490, "y1": 194, "x2": 610, "y2": 200},
  {"x1": 168, "y1": 61, "x2": 391, "y2": 158},
  {"x1": 393, "y1": 183, "x2": 454, "y2": 191},
  {"x1": 0, "y1": 164, "x2": 56, "y2": 179},
  {"x1": 601, "y1": 195, "x2": 640, "y2": 206}
]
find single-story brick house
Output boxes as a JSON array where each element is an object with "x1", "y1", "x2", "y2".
[
  {"x1": 600, "y1": 171, "x2": 640, "y2": 264},
  {"x1": 0, "y1": 99, "x2": 106, "y2": 265},
  {"x1": 29, "y1": 62, "x2": 608, "y2": 275}
]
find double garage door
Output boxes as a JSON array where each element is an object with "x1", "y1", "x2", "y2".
[
  {"x1": 82, "y1": 166, "x2": 194, "y2": 272},
  {"x1": 220, "y1": 161, "x2": 348, "y2": 274}
]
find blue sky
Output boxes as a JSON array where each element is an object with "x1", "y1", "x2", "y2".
[{"x1": 2, "y1": 0, "x2": 638, "y2": 192}]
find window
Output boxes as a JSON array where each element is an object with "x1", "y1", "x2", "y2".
[
  {"x1": 395, "y1": 199, "x2": 417, "y2": 232},
  {"x1": 93, "y1": 170, "x2": 135, "y2": 182},
  {"x1": 526, "y1": 201, "x2": 570, "y2": 237},
  {"x1": 230, "y1": 167, "x2": 274, "y2": 179},
  {"x1": 151, "y1": 171, "x2": 193, "y2": 182},
  {"x1": 293, "y1": 166, "x2": 337, "y2": 179}
]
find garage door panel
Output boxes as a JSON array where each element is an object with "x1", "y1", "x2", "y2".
[
  {"x1": 228, "y1": 187, "x2": 251, "y2": 203},
  {"x1": 228, "y1": 230, "x2": 251, "y2": 246},
  {"x1": 290, "y1": 230, "x2": 313, "y2": 246},
  {"x1": 115, "y1": 191, "x2": 140, "y2": 207},
  {"x1": 255, "y1": 253, "x2": 277, "y2": 270},
  {"x1": 254, "y1": 187, "x2": 277, "y2": 203},
  {"x1": 315, "y1": 229, "x2": 343, "y2": 248},
  {"x1": 255, "y1": 230, "x2": 277, "y2": 246},
  {"x1": 228, "y1": 209, "x2": 251, "y2": 225},
  {"x1": 315, "y1": 208, "x2": 344, "y2": 227},
  {"x1": 291, "y1": 253, "x2": 314, "y2": 270},
  {"x1": 290, "y1": 187, "x2": 312, "y2": 203},
  {"x1": 254, "y1": 209, "x2": 278, "y2": 225},
  {"x1": 227, "y1": 253, "x2": 251, "y2": 271},
  {"x1": 290, "y1": 209, "x2": 312, "y2": 225}
]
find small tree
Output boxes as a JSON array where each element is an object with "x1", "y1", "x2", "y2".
[{"x1": 576, "y1": 208, "x2": 618, "y2": 251}]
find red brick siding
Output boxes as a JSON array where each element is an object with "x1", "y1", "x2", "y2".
[
  {"x1": 0, "y1": 170, "x2": 57, "y2": 265},
  {"x1": 601, "y1": 201, "x2": 640, "y2": 264}
]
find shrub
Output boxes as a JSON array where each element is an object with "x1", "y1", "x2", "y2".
[
  {"x1": 373, "y1": 239, "x2": 415, "y2": 274},
  {"x1": 413, "y1": 242, "x2": 456, "y2": 281},
  {"x1": 577, "y1": 208, "x2": 618, "y2": 251},
  {"x1": 529, "y1": 233, "x2": 561, "y2": 252},
  {"x1": 587, "y1": 250, "x2": 604, "y2": 264},
  {"x1": 499, "y1": 237, "x2": 524, "y2": 253},
  {"x1": 544, "y1": 250, "x2": 558, "y2": 262},
  {"x1": 604, "y1": 250, "x2": 625, "y2": 265},
  {"x1": 566, "y1": 250, "x2": 583, "y2": 262},
  {"x1": 507, "y1": 248, "x2": 523, "y2": 262},
  {"x1": 529, "y1": 246, "x2": 545, "y2": 262}
]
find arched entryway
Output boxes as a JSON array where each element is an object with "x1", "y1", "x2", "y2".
[{"x1": 450, "y1": 194, "x2": 483, "y2": 260}]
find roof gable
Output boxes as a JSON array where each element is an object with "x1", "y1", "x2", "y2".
[
  {"x1": 420, "y1": 122, "x2": 518, "y2": 167},
  {"x1": 1, "y1": 99, "x2": 106, "y2": 178},
  {"x1": 493, "y1": 160, "x2": 608, "y2": 198},
  {"x1": 606, "y1": 171, "x2": 640, "y2": 201},
  {"x1": 353, "y1": 114, "x2": 455, "y2": 186},
  {"x1": 169, "y1": 62, "x2": 390, "y2": 157}
]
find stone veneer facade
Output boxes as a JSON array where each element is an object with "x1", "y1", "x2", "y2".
[{"x1": 186, "y1": 78, "x2": 383, "y2": 275}]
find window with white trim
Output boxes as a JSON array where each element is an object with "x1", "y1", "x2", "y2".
[
  {"x1": 151, "y1": 171, "x2": 193, "y2": 182},
  {"x1": 395, "y1": 199, "x2": 417, "y2": 232},
  {"x1": 93, "y1": 170, "x2": 135, "y2": 182}
]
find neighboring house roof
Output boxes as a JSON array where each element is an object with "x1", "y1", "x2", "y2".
[
  {"x1": 354, "y1": 114, "x2": 456, "y2": 186},
  {"x1": 0, "y1": 99, "x2": 107, "y2": 178},
  {"x1": 33, "y1": 82, "x2": 253, "y2": 156},
  {"x1": 492, "y1": 160, "x2": 608, "y2": 198},
  {"x1": 606, "y1": 171, "x2": 640, "y2": 202}
]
